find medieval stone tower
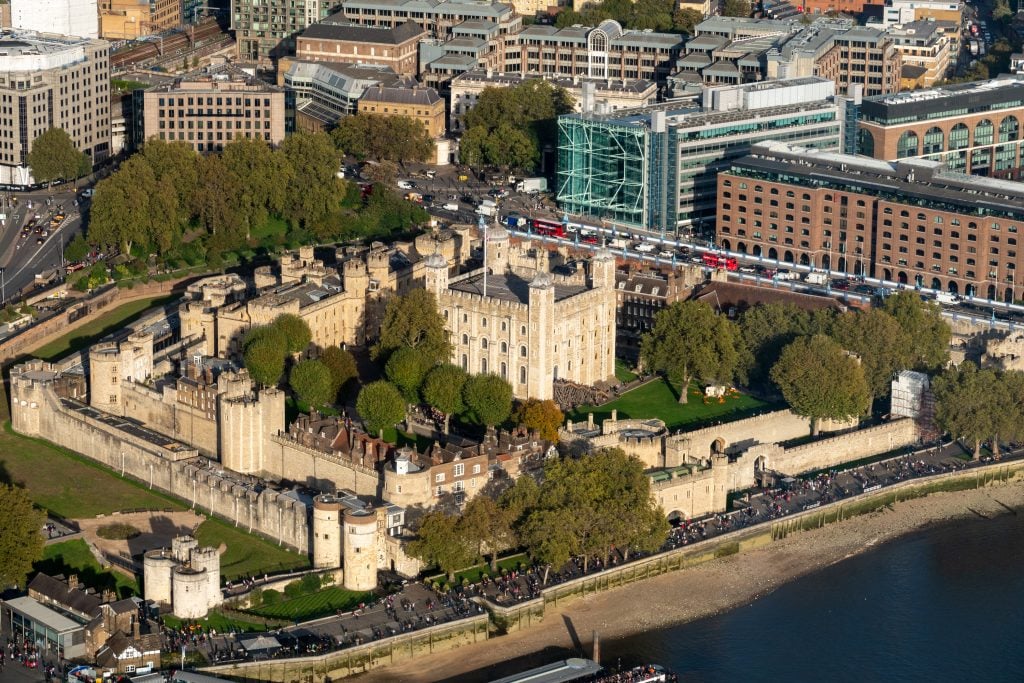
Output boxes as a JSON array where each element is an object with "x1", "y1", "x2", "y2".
[
  {"x1": 88, "y1": 332, "x2": 154, "y2": 415},
  {"x1": 312, "y1": 494, "x2": 343, "y2": 570},
  {"x1": 219, "y1": 388, "x2": 285, "y2": 474},
  {"x1": 342, "y1": 508, "x2": 378, "y2": 592}
]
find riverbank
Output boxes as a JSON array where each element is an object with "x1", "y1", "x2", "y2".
[{"x1": 352, "y1": 477, "x2": 1024, "y2": 682}]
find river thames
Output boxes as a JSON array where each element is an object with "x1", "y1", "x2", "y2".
[{"x1": 604, "y1": 510, "x2": 1024, "y2": 682}]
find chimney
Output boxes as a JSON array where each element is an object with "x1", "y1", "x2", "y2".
[
  {"x1": 132, "y1": 618, "x2": 141, "y2": 640},
  {"x1": 68, "y1": 575, "x2": 79, "y2": 590}
]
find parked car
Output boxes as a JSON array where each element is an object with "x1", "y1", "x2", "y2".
[{"x1": 397, "y1": 180, "x2": 415, "y2": 190}]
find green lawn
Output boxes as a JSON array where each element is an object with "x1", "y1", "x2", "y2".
[
  {"x1": 195, "y1": 518, "x2": 309, "y2": 581},
  {"x1": 0, "y1": 422, "x2": 185, "y2": 519},
  {"x1": 250, "y1": 216, "x2": 288, "y2": 243},
  {"x1": 32, "y1": 295, "x2": 177, "y2": 361},
  {"x1": 35, "y1": 539, "x2": 139, "y2": 598},
  {"x1": 382, "y1": 426, "x2": 434, "y2": 451},
  {"x1": 570, "y1": 377, "x2": 777, "y2": 431},
  {"x1": 614, "y1": 359, "x2": 638, "y2": 383},
  {"x1": 428, "y1": 553, "x2": 529, "y2": 589},
  {"x1": 162, "y1": 610, "x2": 270, "y2": 633},
  {"x1": 248, "y1": 586, "x2": 372, "y2": 621}
]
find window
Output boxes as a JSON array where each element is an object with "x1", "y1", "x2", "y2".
[
  {"x1": 435, "y1": 473, "x2": 445, "y2": 482},
  {"x1": 453, "y1": 463, "x2": 464, "y2": 477},
  {"x1": 520, "y1": 345, "x2": 527, "y2": 357},
  {"x1": 472, "y1": 464, "x2": 481, "y2": 474}
]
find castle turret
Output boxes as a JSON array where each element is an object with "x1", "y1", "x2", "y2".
[
  {"x1": 343, "y1": 508, "x2": 378, "y2": 591},
  {"x1": 423, "y1": 251, "x2": 449, "y2": 299},
  {"x1": 590, "y1": 248, "x2": 616, "y2": 290},
  {"x1": 527, "y1": 272, "x2": 555, "y2": 400},
  {"x1": 484, "y1": 220, "x2": 510, "y2": 274},
  {"x1": 171, "y1": 535, "x2": 199, "y2": 564},
  {"x1": 189, "y1": 546, "x2": 222, "y2": 608},
  {"x1": 89, "y1": 342, "x2": 122, "y2": 414},
  {"x1": 219, "y1": 387, "x2": 285, "y2": 474},
  {"x1": 171, "y1": 566, "x2": 210, "y2": 619},
  {"x1": 312, "y1": 494, "x2": 343, "y2": 570},
  {"x1": 142, "y1": 549, "x2": 176, "y2": 604}
]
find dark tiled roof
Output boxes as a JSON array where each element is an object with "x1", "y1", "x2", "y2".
[
  {"x1": 360, "y1": 84, "x2": 441, "y2": 106},
  {"x1": 28, "y1": 574, "x2": 102, "y2": 619},
  {"x1": 693, "y1": 281, "x2": 841, "y2": 314},
  {"x1": 302, "y1": 20, "x2": 425, "y2": 44}
]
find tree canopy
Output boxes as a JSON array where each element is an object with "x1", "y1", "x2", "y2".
[
  {"x1": 932, "y1": 362, "x2": 1000, "y2": 458},
  {"x1": 406, "y1": 511, "x2": 474, "y2": 581},
  {"x1": 737, "y1": 303, "x2": 812, "y2": 387},
  {"x1": 770, "y1": 334, "x2": 870, "y2": 434},
  {"x1": 332, "y1": 113, "x2": 433, "y2": 164},
  {"x1": 374, "y1": 289, "x2": 452, "y2": 365},
  {"x1": 0, "y1": 484, "x2": 46, "y2": 589},
  {"x1": 319, "y1": 346, "x2": 358, "y2": 400},
  {"x1": 463, "y1": 374, "x2": 514, "y2": 428},
  {"x1": 883, "y1": 292, "x2": 951, "y2": 371},
  {"x1": 289, "y1": 360, "x2": 334, "y2": 409},
  {"x1": 422, "y1": 364, "x2": 468, "y2": 433},
  {"x1": 641, "y1": 300, "x2": 740, "y2": 403},
  {"x1": 273, "y1": 314, "x2": 313, "y2": 355},
  {"x1": 244, "y1": 337, "x2": 287, "y2": 388},
  {"x1": 514, "y1": 398, "x2": 564, "y2": 442},
  {"x1": 28, "y1": 128, "x2": 90, "y2": 185},
  {"x1": 460, "y1": 80, "x2": 573, "y2": 171},
  {"x1": 356, "y1": 380, "x2": 407, "y2": 435},
  {"x1": 385, "y1": 347, "x2": 431, "y2": 403},
  {"x1": 830, "y1": 308, "x2": 911, "y2": 400}
]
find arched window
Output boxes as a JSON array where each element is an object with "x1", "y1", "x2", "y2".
[
  {"x1": 857, "y1": 129, "x2": 875, "y2": 156},
  {"x1": 520, "y1": 345, "x2": 527, "y2": 358},
  {"x1": 481, "y1": 317, "x2": 487, "y2": 328},
  {"x1": 1000, "y1": 115, "x2": 1019, "y2": 143},
  {"x1": 481, "y1": 358, "x2": 488, "y2": 373},
  {"x1": 501, "y1": 362, "x2": 507, "y2": 379},
  {"x1": 975, "y1": 119, "x2": 994, "y2": 146},
  {"x1": 500, "y1": 341, "x2": 507, "y2": 353},
  {"x1": 462, "y1": 334, "x2": 469, "y2": 345},
  {"x1": 896, "y1": 131, "x2": 919, "y2": 158},
  {"x1": 923, "y1": 127, "x2": 944, "y2": 155},
  {"x1": 461, "y1": 354, "x2": 468, "y2": 371},
  {"x1": 481, "y1": 338, "x2": 488, "y2": 349},
  {"x1": 519, "y1": 366, "x2": 527, "y2": 384},
  {"x1": 949, "y1": 123, "x2": 969, "y2": 150}
]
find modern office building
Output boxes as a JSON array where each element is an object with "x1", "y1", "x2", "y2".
[
  {"x1": 336, "y1": 0, "x2": 521, "y2": 40},
  {"x1": 855, "y1": 78, "x2": 1024, "y2": 180},
  {"x1": 296, "y1": 20, "x2": 426, "y2": 77},
  {"x1": 887, "y1": 20, "x2": 953, "y2": 89},
  {"x1": 502, "y1": 20, "x2": 684, "y2": 84},
  {"x1": 0, "y1": 32, "x2": 110, "y2": 187},
  {"x1": 133, "y1": 64, "x2": 292, "y2": 151},
  {"x1": 717, "y1": 141, "x2": 1024, "y2": 300},
  {"x1": 230, "y1": 0, "x2": 332, "y2": 62},
  {"x1": 11, "y1": 0, "x2": 99, "y2": 39},
  {"x1": 281, "y1": 61, "x2": 404, "y2": 131},
  {"x1": 556, "y1": 77, "x2": 842, "y2": 235}
]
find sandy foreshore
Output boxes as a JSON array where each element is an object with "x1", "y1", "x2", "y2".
[{"x1": 351, "y1": 478, "x2": 1024, "y2": 683}]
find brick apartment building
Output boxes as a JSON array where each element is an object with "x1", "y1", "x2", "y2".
[{"x1": 296, "y1": 20, "x2": 426, "y2": 77}]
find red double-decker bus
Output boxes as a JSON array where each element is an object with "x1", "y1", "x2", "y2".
[
  {"x1": 531, "y1": 218, "x2": 566, "y2": 238},
  {"x1": 702, "y1": 253, "x2": 738, "y2": 271}
]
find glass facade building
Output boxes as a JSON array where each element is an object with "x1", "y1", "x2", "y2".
[{"x1": 556, "y1": 77, "x2": 843, "y2": 236}]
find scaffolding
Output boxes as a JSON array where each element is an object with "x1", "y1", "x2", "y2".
[{"x1": 556, "y1": 115, "x2": 649, "y2": 229}]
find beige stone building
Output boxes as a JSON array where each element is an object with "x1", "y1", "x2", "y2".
[
  {"x1": 357, "y1": 83, "x2": 446, "y2": 138},
  {"x1": 424, "y1": 226, "x2": 618, "y2": 401},
  {"x1": 99, "y1": 0, "x2": 182, "y2": 40},
  {"x1": 135, "y1": 64, "x2": 290, "y2": 152},
  {"x1": 0, "y1": 31, "x2": 110, "y2": 187},
  {"x1": 296, "y1": 21, "x2": 426, "y2": 78}
]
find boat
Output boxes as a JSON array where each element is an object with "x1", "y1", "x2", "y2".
[{"x1": 487, "y1": 658, "x2": 677, "y2": 683}]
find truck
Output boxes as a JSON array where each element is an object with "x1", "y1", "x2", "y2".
[
  {"x1": 934, "y1": 291, "x2": 959, "y2": 305},
  {"x1": 970, "y1": 39, "x2": 980, "y2": 56},
  {"x1": 516, "y1": 177, "x2": 548, "y2": 193},
  {"x1": 804, "y1": 272, "x2": 828, "y2": 285},
  {"x1": 475, "y1": 199, "x2": 497, "y2": 217}
]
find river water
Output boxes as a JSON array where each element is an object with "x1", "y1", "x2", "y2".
[{"x1": 603, "y1": 511, "x2": 1024, "y2": 683}]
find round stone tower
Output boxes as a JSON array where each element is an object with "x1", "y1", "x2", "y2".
[
  {"x1": 142, "y1": 549, "x2": 176, "y2": 604},
  {"x1": 171, "y1": 535, "x2": 199, "y2": 564},
  {"x1": 423, "y1": 251, "x2": 449, "y2": 299},
  {"x1": 88, "y1": 342, "x2": 122, "y2": 414},
  {"x1": 312, "y1": 494, "x2": 343, "y2": 570},
  {"x1": 189, "y1": 546, "x2": 222, "y2": 608},
  {"x1": 171, "y1": 566, "x2": 210, "y2": 619},
  {"x1": 342, "y1": 508, "x2": 378, "y2": 592}
]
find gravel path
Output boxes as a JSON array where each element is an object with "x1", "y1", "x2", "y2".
[{"x1": 351, "y1": 478, "x2": 1024, "y2": 682}]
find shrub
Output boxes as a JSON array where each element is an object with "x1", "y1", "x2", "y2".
[
  {"x1": 261, "y1": 589, "x2": 281, "y2": 605},
  {"x1": 283, "y1": 580, "x2": 304, "y2": 599},
  {"x1": 96, "y1": 523, "x2": 141, "y2": 540}
]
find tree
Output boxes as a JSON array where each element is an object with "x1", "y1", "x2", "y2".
[
  {"x1": 883, "y1": 292, "x2": 951, "y2": 371},
  {"x1": 514, "y1": 398, "x2": 563, "y2": 442},
  {"x1": 363, "y1": 161, "x2": 399, "y2": 186},
  {"x1": 422, "y1": 364, "x2": 468, "y2": 433},
  {"x1": 994, "y1": 0, "x2": 1013, "y2": 20},
  {"x1": 830, "y1": 308, "x2": 911, "y2": 401},
  {"x1": 87, "y1": 155, "x2": 158, "y2": 256},
  {"x1": 243, "y1": 338, "x2": 286, "y2": 388},
  {"x1": 0, "y1": 484, "x2": 45, "y2": 589},
  {"x1": 290, "y1": 359, "x2": 334, "y2": 409},
  {"x1": 770, "y1": 334, "x2": 871, "y2": 435},
  {"x1": 406, "y1": 512, "x2": 474, "y2": 581},
  {"x1": 272, "y1": 314, "x2": 313, "y2": 355},
  {"x1": 722, "y1": 0, "x2": 751, "y2": 17},
  {"x1": 932, "y1": 362, "x2": 999, "y2": 459},
  {"x1": 64, "y1": 233, "x2": 90, "y2": 264},
  {"x1": 356, "y1": 381, "x2": 406, "y2": 436},
  {"x1": 672, "y1": 7, "x2": 702, "y2": 34},
  {"x1": 332, "y1": 113, "x2": 433, "y2": 164},
  {"x1": 193, "y1": 153, "x2": 245, "y2": 247},
  {"x1": 385, "y1": 347, "x2": 431, "y2": 403},
  {"x1": 319, "y1": 346, "x2": 358, "y2": 399},
  {"x1": 641, "y1": 300, "x2": 740, "y2": 403},
  {"x1": 737, "y1": 303, "x2": 811, "y2": 387},
  {"x1": 27, "y1": 128, "x2": 89, "y2": 185},
  {"x1": 374, "y1": 289, "x2": 452, "y2": 365},
  {"x1": 221, "y1": 137, "x2": 288, "y2": 238},
  {"x1": 458, "y1": 496, "x2": 514, "y2": 571},
  {"x1": 463, "y1": 374, "x2": 513, "y2": 428},
  {"x1": 279, "y1": 132, "x2": 343, "y2": 231}
]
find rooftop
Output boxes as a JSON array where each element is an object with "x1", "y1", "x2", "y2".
[
  {"x1": 4, "y1": 596, "x2": 83, "y2": 634},
  {"x1": 302, "y1": 19, "x2": 425, "y2": 44},
  {"x1": 860, "y1": 76, "x2": 1024, "y2": 122},
  {"x1": 449, "y1": 271, "x2": 587, "y2": 304},
  {"x1": 360, "y1": 83, "x2": 441, "y2": 106}
]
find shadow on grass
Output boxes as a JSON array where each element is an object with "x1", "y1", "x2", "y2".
[{"x1": 32, "y1": 555, "x2": 137, "y2": 600}]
